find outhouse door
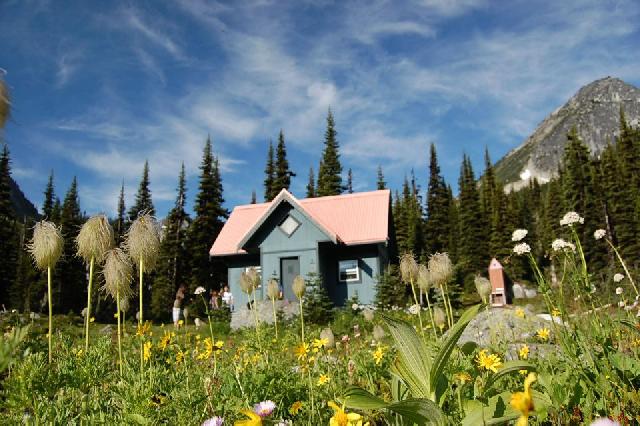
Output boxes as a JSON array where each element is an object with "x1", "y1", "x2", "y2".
[{"x1": 281, "y1": 257, "x2": 300, "y2": 301}]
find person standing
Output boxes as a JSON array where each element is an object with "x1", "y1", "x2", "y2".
[
  {"x1": 173, "y1": 284, "x2": 186, "y2": 326},
  {"x1": 221, "y1": 284, "x2": 234, "y2": 312}
]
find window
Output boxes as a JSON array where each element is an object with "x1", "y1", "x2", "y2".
[
  {"x1": 279, "y1": 215, "x2": 301, "y2": 237},
  {"x1": 339, "y1": 260, "x2": 359, "y2": 283},
  {"x1": 244, "y1": 266, "x2": 262, "y2": 288}
]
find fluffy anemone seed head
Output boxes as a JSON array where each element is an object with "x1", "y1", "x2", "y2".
[
  {"x1": 0, "y1": 78, "x2": 9, "y2": 129},
  {"x1": 475, "y1": 275, "x2": 492, "y2": 301},
  {"x1": 102, "y1": 248, "x2": 134, "y2": 310},
  {"x1": 76, "y1": 214, "x2": 114, "y2": 264},
  {"x1": 320, "y1": 327, "x2": 335, "y2": 348},
  {"x1": 28, "y1": 221, "x2": 64, "y2": 270},
  {"x1": 292, "y1": 275, "x2": 306, "y2": 299},
  {"x1": 428, "y1": 252, "x2": 453, "y2": 287},
  {"x1": 399, "y1": 253, "x2": 418, "y2": 284},
  {"x1": 434, "y1": 306, "x2": 446, "y2": 328},
  {"x1": 246, "y1": 267, "x2": 261, "y2": 289},
  {"x1": 239, "y1": 272, "x2": 254, "y2": 295},
  {"x1": 363, "y1": 308, "x2": 375, "y2": 322},
  {"x1": 417, "y1": 264, "x2": 431, "y2": 291},
  {"x1": 267, "y1": 279, "x2": 279, "y2": 300},
  {"x1": 373, "y1": 325, "x2": 386, "y2": 340},
  {"x1": 125, "y1": 214, "x2": 161, "y2": 271}
]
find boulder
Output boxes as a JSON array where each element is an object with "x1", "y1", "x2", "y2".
[
  {"x1": 524, "y1": 288, "x2": 538, "y2": 298},
  {"x1": 512, "y1": 283, "x2": 525, "y2": 299}
]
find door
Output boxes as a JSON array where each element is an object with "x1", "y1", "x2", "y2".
[{"x1": 281, "y1": 257, "x2": 300, "y2": 301}]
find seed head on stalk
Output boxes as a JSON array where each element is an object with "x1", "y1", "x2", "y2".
[
  {"x1": 428, "y1": 252, "x2": 453, "y2": 287},
  {"x1": 102, "y1": 248, "x2": 134, "y2": 306},
  {"x1": 399, "y1": 253, "x2": 418, "y2": 284},
  {"x1": 125, "y1": 213, "x2": 161, "y2": 272},
  {"x1": 292, "y1": 275, "x2": 306, "y2": 299},
  {"x1": 475, "y1": 275, "x2": 492, "y2": 304},
  {"x1": 240, "y1": 272, "x2": 254, "y2": 295},
  {"x1": 28, "y1": 221, "x2": 63, "y2": 271},
  {"x1": 417, "y1": 264, "x2": 432, "y2": 291},
  {"x1": 267, "y1": 279, "x2": 279, "y2": 300}
]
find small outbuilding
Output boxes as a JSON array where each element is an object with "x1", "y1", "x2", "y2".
[
  {"x1": 209, "y1": 188, "x2": 393, "y2": 306},
  {"x1": 488, "y1": 258, "x2": 512, "y2": 307}
]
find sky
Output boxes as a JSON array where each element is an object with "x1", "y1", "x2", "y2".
[{"x1": 2, "y1": 0, "x2": 640, "y2": 218}]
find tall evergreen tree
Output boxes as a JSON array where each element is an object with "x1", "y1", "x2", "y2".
[
  {"x1": 376, "y1": 165, "x2": 386, "y2": 190},
  {"x1": 0, "y1": 144, "x2": 18, "y2": 307},
  {"x1": 457, "y1": 155, "x2": 486, "y2": 279},
  {"x1": 316, "y1": 109, "x2": 343, "y2": 196},
  {"x1": 425, "y1": 143, "x2": 450, "y2": 255},
  {"x1": 129, "y1": 160, "x2": 155, "y2": 220},
  {"x1": 151, "y1": 164, "x2": 190, "y2": 321},
  {"x1": 42, "y1": 171, "x2": 55, "y2": 219},
  {"x1": 188, "y1": 137, "x2": 229, "y2": 291},
  {"x1": 346, "y1": 168, "x2": 353, "y2": 194},
  {"x1": 51, "y1": 197, "x2": 61, "y2": 224},
  {"x1": 264, "y1": 141, "x2": 276, "y2": 201},
  {"x1": 250, "y1": 190, "x2": 257, "y2": 204},
  {"x1": 57, "y1": 177, "x2": 85, "y2": 313},
  {"x1": 114, "y1": 182, "x2": 127, "y2": 244},
  {"x1": 306, "y1": 167, "x2": 316, "y2": 198},
  {"x1": 273, "y1": 130, "x2": 294, "y2": 194}
]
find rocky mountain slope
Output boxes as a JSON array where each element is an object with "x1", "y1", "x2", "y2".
[
  {"x1": 495, "y1": 77, "x2": 640, "y2": 189},
  {"x1": 9, "y1": 176, "x2": 39, "y2": 220}
]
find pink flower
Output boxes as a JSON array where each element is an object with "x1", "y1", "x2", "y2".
[
  {"x1": 253, "y1": 400, "x2": 276, "y2": 417},
  {"x1": 202, "y1": 417, "x2": 224, "y2": 426},
  {"x1": 341, "y1": 335, "x2": 350, "y2": 343}
]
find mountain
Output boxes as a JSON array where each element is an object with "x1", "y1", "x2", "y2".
[
  {"x1": 9, "y1": 176, "x2": 39, "y2": 220},
  {"x1": 495, "y1": 77, "x2": 640, "y2": 189}
]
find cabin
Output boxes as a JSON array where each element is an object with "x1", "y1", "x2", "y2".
[
  {"x1": 209, "y1": 188, "x2": 393, "y2": 306},
  {"x1": 488, "y1": 258, "x2": 513, "y2": 307}
]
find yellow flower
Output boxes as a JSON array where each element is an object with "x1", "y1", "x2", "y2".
[
  {"x1": 551, "y1": 308, "x2": 561, "y2": 317},
  {"x1": 317, "y1": 374, "x2": 330, "y2": 386},
  {"x1": 328, "y1": 401, "x2": 365, "y2": 426},
  {"x1": 294, "y1": 342, "x2": 309, "y2": 360},
  {"x1": 89, "y1": 317, "x2": 95, "y2": 323},
  {"x1": 234, "y1": 409, "x2": 262, "y2": 426},
  {"x1": 372, "y1": 345, "x2": 385, "y2": 365},
  {"x1": 213, "y1": 340, "x2": 224, "y2": 352},
  {"x1": 289, "y1": 401, "x2": 303, "y2": 415},
  {"x1": 454, "y1": 371, "x2": 472, "y2": 384},
  {"x1": 178, "y1": 319, "x2": 184, "y2": 326},
  {"x1": 519, "y1": 344, "x2": 529, "y2": 360},
  {"x1": 159, "y1": 331, "x2": 172, "y2": 351},
  {"x1": 536, "y1": 327, "x2": 550, "y2": 341},
  {"x1": 136, "y1": 321, "x2": 151, "y2": 337},
  {"x1": 510, "y1": 373, "x2": 536, "y2": 426},
  {"x1": 313, "y1": 338, "x2": 329, "y2": 351},
  {"x1": 198, "y1": 338, "x2": 213, "y2": 360},
  {"x1": 175, "y1": 350, "x2": 185, "y2": 364},
  {"x1": 476, "y1": 349, "x2": 502, "y2": 373},
  {"x1": 515, "y1": 308, "x2": 525, "y2": 318},
  {"x1": 143, "y1": 341, "x2": 153, "y2": 362}
]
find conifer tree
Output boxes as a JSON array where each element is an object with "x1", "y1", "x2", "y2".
[
  {"x1": 425, "y1": 144, "x2": 450, "y2": 255},
  {"x1": 346, "y1": 168, "x2": 353, "y2": 194},
  {"x1": 457, "y1": 155, "x2": 486, "y2": 279},
  {"x1": 188, "y1": 137, "x2": 229, "y2": 291},
  {"x1": 306, "y1": 167, "x2": 316, "y2": 198},
  {"x1": 151, "y1": 164, "x2": 190, "y2": 321},
  {"x1": 43, "y1": 171, "x2": 55, "y2": 219},
  {"x1": 0, "y1": 144, "x2": 18, "y2": 307},
  {"x1": 264, "y1": 141, "x2": 276, "y2": 201},
  {"x1": 273, "y1": 130, "x2": 294, "y2": 194},
  {"x1": 57, "y1": 177, "x2": 85, "y2": 313},
  {"x1": 376, "y1": 165, "x2": 386, "y2": 190},
  {"x1": 51, "y1": 197, "x2": 61, "y2": 224},
  {"x1": 316, "y1": 109, "x2": 343, "y2": 196},
  {"x1": 392, "y1": 191, "x2": 408, "y2": 254},
  {"x1": 128, "y1": 160, "x2": 155, "y2": 220},
  {"x1": 250, "y1": 190, "x2": 257, "y2": 204},
  {"x1": 114, "y1": 182, "x2": 126, "y2": 244}
]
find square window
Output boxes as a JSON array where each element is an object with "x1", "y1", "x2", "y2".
[
  {"x1": 279, "y1": 215, "x2": 300, "y2": 237},
  {"x1": 339, "y1": 260, "x2": 359, "y2": 283}
]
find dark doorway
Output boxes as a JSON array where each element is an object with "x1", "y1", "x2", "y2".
[{"x1": 281, "y1": 257, "x2": 300, "y2": 301}]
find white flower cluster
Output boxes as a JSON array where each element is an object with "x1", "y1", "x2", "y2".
[
  {"x1": 194, "y1": 286, "x2": 206, "y2": 295},
  {"x1": 560, "y1": 211, "x2": 584, "y2": 226},
  {"x1": 551, "y1": 238, "x2": 576, "y2": 252},
  {"x1": 615, "y1": 286, "x2": 624, "y2": 295},
  {"x1": 594, "y1": 229, "x2": 606, "y2": 240},
  {"x1": 512, "y1": 242, "x2": 531, "y2": 255},
  {"x1": 614, "y1": 273, "x2": 625, "y2": 283},
  {"x1": 408, "y1": 304, "x2": 421, "y2": 315},
  {"x1": 511, "y1": 229, "x2": 528, "y2": 242}
]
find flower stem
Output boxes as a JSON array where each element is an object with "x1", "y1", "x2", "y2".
[
  {"x1": 139, "y1": 258, "x2": 144, "y2": 373},
  {"x1": 271, "y1": 298, "x2": 278, "y2": 340},
  {"x1": 299, "y1": 298, "x2": 305, "y2": 343},
  {"x1": 607, "y1": 238, "x2": 639, "y2": 296},
  {"x1": 116, "y1": 288, "x2": 123, "y2": 377},
  {"x1": 424, "y1": 291, "x2": 437, "y2": 338},
  {"x1": 409, "y1": 280, "x2": 425, "y2": 337},
  {"x1": 47, "y1": 265, "x2": 52, "y2": 364},
  {"x1": 84, "y1": 256, "x2": 94, "y2": 352}
]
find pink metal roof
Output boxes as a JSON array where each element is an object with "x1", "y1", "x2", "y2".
[{"x1": 210, "y1": 189, "x2": 391, "y2": 256}]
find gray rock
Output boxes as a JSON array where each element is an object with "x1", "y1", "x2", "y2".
[
  {"x1": 458, "y1": 307, "x2": 550, "y2": 347},
  {"x1": 512, "y1": 283, "x2": 525, "y2": 299},
  {"x1": 230, "y1": 299, "x2": 299, "y2": 330},
  {"x1": 524, "y1": 288, "x2": 538, "y2": 298},
  {"x1": 99, "y1": 325, "x2": 113, "y2": 335}
]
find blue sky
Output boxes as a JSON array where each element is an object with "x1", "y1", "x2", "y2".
[{"x1": 2, "y1": 0, "x2": 640, "y2": 217}]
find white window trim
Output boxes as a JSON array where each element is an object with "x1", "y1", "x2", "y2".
[
  {"x1": 339, "y1": 260, "x2": 360, "y2": 283},
  {"x1": 279, "y1": 215, "x2": 301, "y2": 237}
]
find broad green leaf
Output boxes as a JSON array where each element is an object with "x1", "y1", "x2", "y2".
[
  {"x1": 126, "y1": 414, "x2": 151, "y2": 425},
  {"x1": 462, "y1": 390, "x2": 550, "y2": 426},
  {"x1": 483, "y1": 361, "x2": 536, "y2": 396},
  {"x1": 430, "y1": 304, "x2": 482, "y2": 401},
  {"x1": 386, "y1": 398, "x2": 447, "y2": 426},
  {"x1": 460, "y1": 341, "x2": 478, "y2": 356},
  {"x1": 343, "y1": 386, "x2": 388, "y2": 409}
]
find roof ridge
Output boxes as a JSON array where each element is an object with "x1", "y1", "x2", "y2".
[{"x1": 299, "y1": 189, "x2": 390, "y2": 203}]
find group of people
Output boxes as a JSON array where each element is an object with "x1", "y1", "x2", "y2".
[{"x1": 172, "y1": 284, "x2": 234, "y2": 326}]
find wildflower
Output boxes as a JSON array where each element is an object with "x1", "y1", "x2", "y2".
[
  {"x1": 143, "y1": 341, "x2": 153, "y2": 362},
  {"x1": 213, "y1": 340, "x2": 224, "y2": 352},
  {"x1": 515, "y1": 307, "x2": 525, "y2": 318},
  {"x1": 512, "y1": 229, "x2": 528, "y2": 242},
  {"x1": 202, "y1": 417, "x2": 224, "y2": 426},
  {"x1": 519, "y1": 344, "x2": 529, "y2": 360},
  {"x1": 294, "y1": 342, "x2": 309, "y2": 360},
  {"x1": 417, "y1": 264, "x2": 431, "y2": 291},
  {"x1": 362, "y1": 308, "x2": 374, "y2": 322},
  {"x1": 159, "y1": 331, "x2": 172, "y2": 351},
  {"x1": 178, "y1": 319, "x2": 184, "y2": 327},
  {"x1": 536, "y1": 327, "x2": 550, "y2": 341},
  {"x1": 454, "y1": 371, "x2": 472, "y2": 384},
  {"x1": 347, "y1": 359, "x2": 356, "y2": 377},
  {"x1": 614, "y1": 273, "x2": 625, "y2": 283},
  {"x1": 399, "y1": 253, "x2": 419, "y2": 284},
  {"x1": 253, "y1": 400, "x2": 276, "y2": 418},
  {"x1": 560, "y1": 211, "x2": 584, "y2": 226},
  {"x1": 341, "y1": 335, "x2": 350, "y2": 343},
  {"x1": 551, "y1": 308, "x2": 561, "y2": 317},
  {"x1": 235, "y1": 410, "x2": 262, "y2": 426},
  {"x1": 510, "y1": 372, "x2": 536, "y2": 426},
  {"x1": 475, "y1": 276, "x2": 492, "y2": 303},
  {"x1": 320, "y1": 328, "x2": 335, "y2": 348},
  {"x1": 476, "y1": 349, "x2": 502, "y2": 373},
  {"x1": 292, "y1": 276, "x2": 306, "y2": 299},
  {"x1": 136, "y1": 321, "x2": 151, "y2": 337},
  {"x1": 513, "y1": 243, "x2": 531, "y2": 256},
  {"x1": 589, "y1": 419, "x2": 621, "y2": 426},
  {"x1": 328, "y1": 401, "x2": 364, "y2": 426},
  {"x1": 289, "y1": 401, "x2": 303, "y2": 415},
  {"x1": 372, "y1": 345, "x2": 385, "y2": 365},
  {"x1": 408, "y1": 304, "x2": 421, "y2": 315},
  {"x1": 351, "y1": 303, "x2": 359, "y2": 311},
  {"x1": 176, "y1": 350, "x2": 185, "y2": 364},
  {"x1": 317, "y1": 374, "x2": 330, "y2": 386},
  {"x1": 313, "y1": 338, "x2": 329, "y2": 351},
  {"x1": 594, "y1": 229, "x2": 606, "y2": 240},
  {"x1": 195, "y1": 286, "x2": 206, "y2": 295},
  {"x1": 428, "y1": 252, "x2": 453, "y2": 287},
  {"x1": 372, "y1": 325, "x2": 385, "y2": 341},
  {"x1": 551, "y1": 238, "x2": 575, "y2": 252},
  {"x1": 434, "y1": 306, "x2": 446, "y2": 331}
]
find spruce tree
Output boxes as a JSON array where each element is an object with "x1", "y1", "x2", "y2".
[
  {"x1": 151, "y1": 164, "x2": 190, "y2": 321},
  {"x1": 129, "y1": 160, "x2": 155, "y2": 220},
  {"x1": 57, "y1": 177, "x2": 85, "y2": 313},
  {"x1": 51, "y1": 197, "x2": 61, "y2": 224},
  {"x1": 0, "y1": 144, "x2": 18, "y2": 307},
  {"x1": 425, "y1": 144, "x2": 450, "y2": 255},
  {"x1": 114, "y1": 182, "x2": 127, "y2": 244},
  {"x1": 273, "y1": 130, "x2": 294, "y2": 194},
  {"x1": 457, "y1": 155, "x2": 486, "y2": 279},
  {"x1": 188, "y1": 137, "x2": 229, "y2": 292},
  {"x1": 264, "y1": 141, "x2": 276, "y2": 201},
  {"x1": 316, "y1": 109, "x2": 343, "y2": 196},
  {"x1": 251, "y1": 190, "x2": 257, "y2": 204},
  {"x1": 43, "y1": 171, "x2": 55, "y2": 219},
  {"x1": 306, "y1": 167, "x2": 316, "y2": 198},
  {"x1": 346, "y1": 168, "x2": 353, "y2": 194},
  {"x1": 376, "y1": 165, "x2": 386, "y2": 190}
]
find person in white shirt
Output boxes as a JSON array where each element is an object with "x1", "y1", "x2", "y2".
[{"x1": 221, "y1": 284, "x2": 234, "y2": 312}]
